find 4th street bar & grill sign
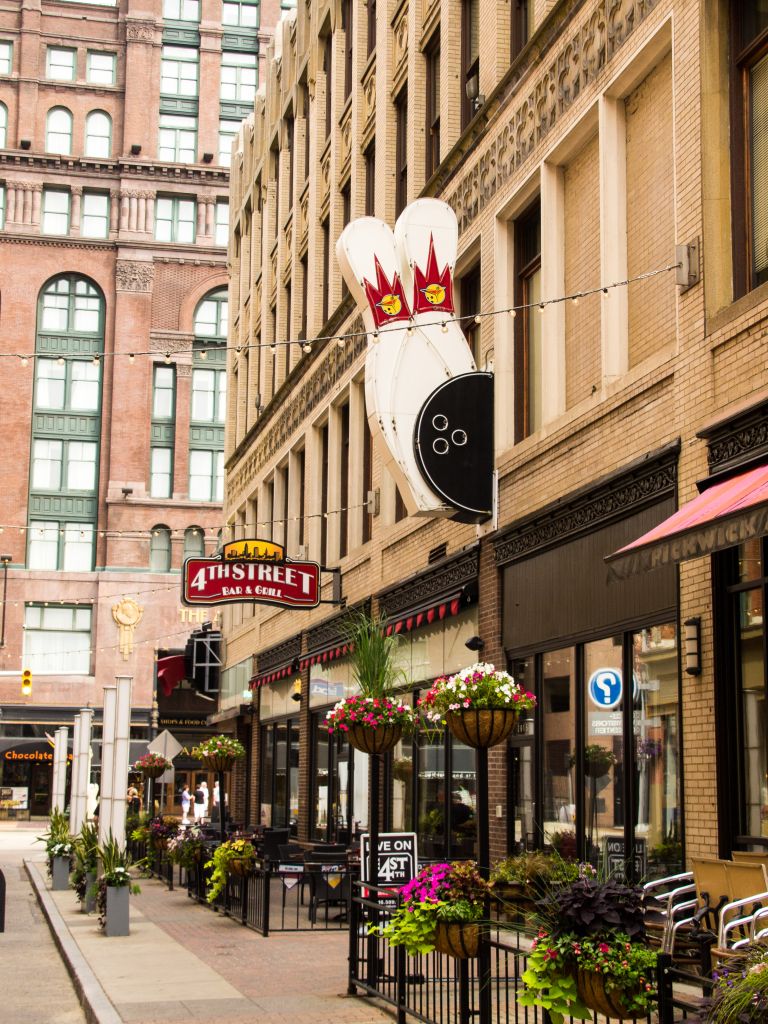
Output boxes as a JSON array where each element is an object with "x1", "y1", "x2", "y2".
[{"x1": 182, "y1": 539, "x2": 321, "y2": 608}]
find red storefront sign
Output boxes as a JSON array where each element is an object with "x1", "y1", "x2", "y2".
[{"x1": 182, "y1": 557, "x2": 321, "y2": 608}]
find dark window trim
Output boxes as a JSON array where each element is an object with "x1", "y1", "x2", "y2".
[
  {"x1": 425, "y1": 33, "x2": 440, "y2": 181},
  {"x1": 513, "y1": 200, "x2": 541, "y2": 443}
]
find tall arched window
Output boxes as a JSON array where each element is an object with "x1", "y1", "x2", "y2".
[
  {"x1": 150, "y1": 525, "x2": 172, "y2": 572},
  {"x1": 183, "y1": 525, "x2": 205, "y2": 558},
  {"x1": 84, "y1": 110, "x2": 111, "y2": 158},
  {"x1": 46, "y1": 107, "x2": 73, "y2": 154},
  {"x1": 29, "y1": 275, "x2": 104, "y2": 572},
  {"x1": 189, "y1": 289, "x2": 228, "y2": 502},
  {"x1": 0, "y1": 103, "x2": 7, "y2": 149}
]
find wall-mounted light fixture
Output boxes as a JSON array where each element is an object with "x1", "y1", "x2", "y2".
[
  {"x1": 19, "y1": 139, "x2": 31, "y2": 150},
  {"x1": 465, "y1": 635, "x2": 485, "y2": 653},
  {"x1": 121, "y1": 486, "x2": 133, "y2": 498},
  {"x1": 290, "y1": 678, "x2": 302, "y2": 703},
  {"x1": 684, "y1": 617, "x2": 701, "y2": 676},
  {"x1": 130, "y1": 144, "x2": 142, "y2": 156},
  {"x1": 465, "y1": 72, "x2": 484, "y2": 115},
  {"x1": 202, "y1": 152, "x2": 214, "y2": 163}
]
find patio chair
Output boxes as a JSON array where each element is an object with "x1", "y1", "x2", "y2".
[
  {"x1": 664, "y1": 859, "x2": 731, "y2": 974},
  {"x1": 643, "y1": 871, "x2": 695, "y2": 949},
  {"x1": 305, "y1": 858, "x2": 351, "y2": 923},
  {"x1": 709, "y1": 862, "x2": 768, "y2": 967},
  {"x1": 260, "y1": 828, "x2": 291, "y2": 866}
]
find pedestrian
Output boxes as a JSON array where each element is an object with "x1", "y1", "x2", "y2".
[
  {"x1": 126, "y1": 785, "x2": 140, "y2": 815},
  {"x1": 212, "y1": 780, "x2": 220, "y2": 822},
  {"x1": 193, "y1": 780, "x2": 208, "y2": 823},
  {"x1": 180, "y1": 783, "x2": 191, "y2": 824}
]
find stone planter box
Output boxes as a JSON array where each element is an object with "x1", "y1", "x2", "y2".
[
  {"x1": 51, "y1": 856, "x2": 70, "y2": 891},
  {"x1": 105, "y1": 885, "x2": 130, "y2": 937}
]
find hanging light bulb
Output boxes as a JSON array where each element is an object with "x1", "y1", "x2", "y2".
[
  {"x1": 474, "y1": 314, "x2": 482, "y2": 325},
  {"x1": 92, "y1": 354, "x2": 100, "y2": 367},
  {"x1": 128, "y1": 353, "x2": 135, "y2": 364},
  {"x1": 302, "y1": 341, "x2": 312, "y2": 354},
  {"x1": 199, "y1": 349, "x2": 208, "y2": 360},
  {"x1": 164, "y1": 352, "x2": 172, "y2": 364},
  {"x1": 336, "y1": 337, "x2": 346, "y2": 349},
  {"x1": 20, "y1": 355, "x2": 28, "y2": 367},
  {"x1": 509, "y1": 308, "x2": 517, "y2": 319},
  {"x1": 571, "y1": 295, "x2": 580, "y2": 307},
  {"x1": 57, "y1": 355, "x2": 65, "y2": 366},
  {"x1": 441, "y1": 323, "x2": 448, "y2": 334}
]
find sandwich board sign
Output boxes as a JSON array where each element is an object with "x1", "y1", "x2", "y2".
[{"x1": 360, "y1": 831, "x2": 418, "y2": 905}]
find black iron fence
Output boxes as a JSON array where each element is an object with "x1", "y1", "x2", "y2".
[{"x1": 348, "y1": 882, "x2": 709, "y2": 1024}]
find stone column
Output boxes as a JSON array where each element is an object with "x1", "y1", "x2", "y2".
[
  {"x1": 119, "y1": 190, "x2": 130, "y2": 231},
  {"x1": 109, "y1": 189, "x2": 120, "y2": 233},
  {"x1": 30, "y1": 184, "x2": 41, "y2": 226},
  {"x1": 70, "y1": 185, "x2": 82, "y2": 234}
]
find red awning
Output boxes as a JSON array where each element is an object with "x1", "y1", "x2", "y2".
[
  {"x1": 605, "y1": 463, "x2": 768, "y2": 578},
  {"x1": 250, "y1": 663, "x2": 298, "y2": 689},
  {"x1": 383, "y1": 591, "x2": 464, "y2": 637},
  {"x1": 157, "y1": 654, "x2": 187, "y2": 697}
]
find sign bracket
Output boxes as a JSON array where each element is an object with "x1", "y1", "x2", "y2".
[{"x1": 318, "y1": 567, "x2": 346, "y2": 607}]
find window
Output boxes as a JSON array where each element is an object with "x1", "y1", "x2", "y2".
[
  {"x1": 86, "y1": 51, "x2": 116, "y2": 84},
  {"x1": 160, "y1": 45, "x2": 198, "y2": 96},
  {"x1": 461, "y1": 0, "x2": 479, "y2": 130},
  {"x1": 150, "y1": 448, "x2": 173, "y2": 498},
  {"x1": 66, "y1": 441, "x2": 97, "y2": 490},
  {"x1": 0, "y1": 41, "x2": 12, "y2": 74},
  {"x1": 41, "y1": 189, "x2": 70, "y2": 234},
  {"x1": 70, "y1": 361, "x2": 100, "y2": 409},
  {"x1": 301, "y1": 81, "x2": 310, "y2": 181},
  {"x1": 0, "y1": 184, "x2": 5, "y2": 228},
  {"x1": 24, "y1": 604, "x2": 92, "y2": 674},
  {"x1": 40, "y1": 276, "x2": 101, "y2": 334},
  {"x1": 189, "y1": 449, "x2": 223, "y2": 501},
  {"x1": 81, "y1": 192, "x2": 110, "y2": 238},
  {"x1": 218, "y1": 120, "x2": 239, "y2": 166},
  {"x1": 46, "y1": 107, "x2": 73, "y2": 154},
  {"x1": 215, "y1": 200, "x2": 229, "y2": 246},
  {"x1": 395, "y1": 88, "x2": 408, "y2": 217},
  {"x1": 158, "y1": 113, "x2": 197, "y2": 163},
  {"x1": 0, "y1": 103, "x2": 6, "y2": 148},
  {"x1": 220, "y1": 51, "x2": 257, "y2": 103},
  {"x1": 367, "y1": 0, "x2": 376, "y2": 55},
  {"x1": 511, "y1": 0, "x2": 532, "y2": 60},
  {"x1": 34, "y1": 361, "x2": 65, "y2": 409},
  {"x1": 27, "y1": 521, "x2": 94, "y2": 572},
  {"x1": 155, "y1": 196, "x2": 196, "y2": 242},
  {"x1": 183, "y1": 526, "x2": 204, "y2": 557},
  {"x1": 149, "y1": 526, "x2": 172, "y2": 572},
  {"x1": 153, "y1": 365, "x2": 175, "y2": 419},
  {"x1": 163, "y1": 0, "x2": 200, "y2": 21},
  {"x1": 194, "y1": 289, "x2": 228, "y2": 338},
  {"x1": 425, "y1": 36, "x2": 441, "y2": 180},
  {"x1": 323, "y1": 34, "x2": 332, "y2": 139},
  {"x1": 192, "y1": 368, "x2": 226, "y2": 422},
  {"x1": 514, "y1": 201, "x2": 542, "y2": 441},
  {"x1": 460, "y1": 262, "x2": 481, "y2": 364},
  {"x1": 32, "y1": 439, "x2": 63, "y2": 489},
  {"x1": 222, "y1": 0, "x2": 258, "y2": 26},
  {"x1": 84, "y1": 110, "x2": 111, "y2": 157},
  {"x1": 321, "y1": 217, "x2": 329, "y2": 323},
  {"x1": 47, "y1": 47, "x2": 76, "y2": 81},
  {"x1": 342, "y1": 0, "x2": 353, "y2": 101}
]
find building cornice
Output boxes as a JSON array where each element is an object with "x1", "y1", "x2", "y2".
[
  {"x1": 0, "y1": 233, "x2": 115, "y2": 251},
  {"x1": 0, "y1": 152, "x2": 230, "y2": 185}
]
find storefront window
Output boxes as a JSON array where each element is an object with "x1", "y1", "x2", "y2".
[
  {"x1": 740, "y1": 587, "x2": 766, "y2": 838},
  {"x1": 313, "y1": 723, "x2": 329, "y2": 837},
  {"x1": 260, "y1": 718, "x2": 299, "y2": 834},
  {"x1": 451, "y1": 740, "x2": 476, "y2": 858},
  {"x1": 260, "y1": 726, "x2": 274, "y2": 826},
  {"x1": 583, "y1": 638, "x2": 624, "y2": 866},
  {"x1": 540, "y1": 648, "x2": 575, "y2": 853},
  {"x1": 417, "y1": 730, "x2": 445, "y2": 858}
]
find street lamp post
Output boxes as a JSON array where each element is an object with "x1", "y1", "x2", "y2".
[{"x1": 0, "y1": 555, "x2": 12, "y2": 648}]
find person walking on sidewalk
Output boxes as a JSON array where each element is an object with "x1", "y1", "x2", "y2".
[
  {"x1": 180, "y1": 784, "x2": 191, "y2": 824},
  {"x1": 193, "y1": 780, "x2": 208, "y2": 823}
]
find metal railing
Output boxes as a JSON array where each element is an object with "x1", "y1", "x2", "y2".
[{"x1": 348, "y1": 882, "x2": 699, "y2": 1024}]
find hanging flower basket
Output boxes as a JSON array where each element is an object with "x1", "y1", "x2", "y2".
[
  {"x1": 133, "y1": 752, "x2": 173, "y2": 778},
  {"x1": 227, "y1": 856, "x2": 255, "y2": 878},
  {"x1": 201, "y1": 754, "x2": 235, "y2": 773},
  {"x1": 188, "y1": 735, "x2": 246, "y2": 774},
  {"x1": 141, "y1": 764, "x2": 167, "y2": 780},
  {"x1": 576, "y1": 968, "x2": 641, "y2": 1019},
  {"x1": 445, "y1": 709, "x2": 519, "y2": 749},
  {"x1": 433, "y1": 921, "x2": 481, "y2": 959},
  {"x1": 347, "y1": 722, "x2": 402, "y2": 755}
]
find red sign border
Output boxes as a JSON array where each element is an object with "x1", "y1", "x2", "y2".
[{"x1": 181, "y1": 555, "x2": 322, "y2": 609}]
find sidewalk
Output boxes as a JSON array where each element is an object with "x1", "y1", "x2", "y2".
[{"x1": 28, "y1": 859, "x2": 393, "y2": 1024}]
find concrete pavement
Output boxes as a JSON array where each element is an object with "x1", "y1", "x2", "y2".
[{"x1": 4, "y1": 822, "x2": 392, "y2": 1024}]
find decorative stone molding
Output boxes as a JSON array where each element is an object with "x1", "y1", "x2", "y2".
[
  {"x1": 257, "y1": 634, "x2": 302, "y2": 674},
  {"x1": 378, "y1": 547, "x2": 480, "y2": 619},
  {"x1": 116, "y1": 261, "x2": 155, "y2": 292},
  {"x1": 319, "y1": 141, "x2": 331, "y2": 221},
  {"x1": 493, "y1": 441, "x2": 680, "y2": 567},
  {"x1": 126, "y1": 19, "x2": 156, "y2": 42},
  {"x1": 699, "y1": 399, "x2": 768, "y2": 474},
  {"x1": 306, "y1": 599, "x2": 370, "y2": 656},
  {"x1": 361, "y1": 61, "x2": 376, "y2": 147},
  {"x1": 340, "y1": 105, "x2": 352, "y2": 181},
  {"x1": 392, "y1": 2, "x2": 409, "y2": 94},
  {"x1": 421, "y1": 0, "x2": 440, "y2": 44},
  {"x1": 284, "y1": 212, "x2": 293, "y2": 276},
  {"x1": 441, "y1": 0, "x2": 661, "y2": 235},
  {"x1": 298, "y1": 186, "x2": 309, "y2": 256},
  {"x1": 112, "y1": 598, "x2": 144, "y2": 661}
]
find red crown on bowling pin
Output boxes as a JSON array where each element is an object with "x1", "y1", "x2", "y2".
[
  {"x1": 363, "y1": 256, "x2": 412, "y2": 329},
  {"x1": 412, "y1": 235, "x2": 454, "y2": 315}
]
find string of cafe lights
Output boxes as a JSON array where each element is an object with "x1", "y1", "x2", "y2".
[{"x1": 2, "y1": 262, "x2": 681, "y2": 366}]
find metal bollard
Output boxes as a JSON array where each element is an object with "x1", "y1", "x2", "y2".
[{"x1": 0, "y1": 867, "x2": 6, "y2": 931}]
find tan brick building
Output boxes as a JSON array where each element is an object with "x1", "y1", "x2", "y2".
[
  {"x1": 0, "y1": 0, "x2": 288, "y2": 813},
  {"x1": 222, "y1": 0, "x2": 768, "y2": 871}
]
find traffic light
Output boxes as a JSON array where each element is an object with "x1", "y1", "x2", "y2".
[{"x1": 21, "y1": 668, "x2": 32, "y2": 696}]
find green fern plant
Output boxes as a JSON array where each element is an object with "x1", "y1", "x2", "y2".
[{"x1": 345, "y1": 609, "x2": 407, "y2": 699}]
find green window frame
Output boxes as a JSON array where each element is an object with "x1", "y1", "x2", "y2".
[
  {"x1": 46, "y1": 108, "x2": 73, "y2": 155},
  {"x1": 218, "y1": 120, "x2": 239, "y2": 167},
  {"x1": 221, "y1": 0, "x2": 259, "y2": 28},
  {"x1": 81, "y1": 192, "x2": 110, "y2": 238},
  {"x1": 27, "y1": 521, "x2": 95, "y2": 572},
  {"x1": 39, "y1": 276, "x2": 102, "y2": 335},
  {"x1": 41, "y1": 188, "x2": 71, "y2": 235},
  {"x1": 84, "y1": 110, "x2": 111, "y2": 158},
  {"x1": 183, "y1": 525, "x2": 205, "y2": 557},
  {"x1": 150, "y1": 447, "x2": 173, "y2": 498},
  {"x1": 23, "y1": 604, "x2": 92, "y2": 674},
  {"x1": 220, "y1": 51, "x2": 257, "y2": 103},
  {"x1": 158, "y1": 113, "x2": 197, "y2": 163},
  {"x1": 31, "y1": 438, "x2": 63, "y2": 490},
  {"x1": 155, "y1": 195, "x2": 196, "y2": 243},
  {"x1": 86, "y1": 51, "x2": 116, "y2": 84},
  {"x1": 194, "y1": 289, "x2": 228, "y2": 338},
  {"x1": 191, "y1": 367, "x2": 226, "y2": 423},
  {"x1": 0, "y1": 41, "x2": 12, "y2": 75},
  {"x1": 0, "y1": 184, "x2": 5, "y2": 228},
  {"x1": 152, "y1": 364, "x2": 176, "y2": 419},
  {"x1": 215, "y1": 200, "x2": 229, "y2": 246},
  {"x1": 160, "y1": 45, "x2": 199, "y2": 97},
  {"x1": 0, "y1": 103, "x2": 6, "y2": 148},
  {"x1": 189, "y1": 449, "x2": 224, "y2": 502},
  {"x1": 47, "y1": 47, "x2": 76, "y2": 81},
  {"x1": 163, "y1": 0, "x2": 201, "y2": 21},
  {"x1": 149, "y1": 526, "x2": 172, "y2": 572}
]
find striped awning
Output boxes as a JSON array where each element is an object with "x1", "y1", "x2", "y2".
[
  {"x1": 383, "y1": 591, "x2": 464, "y2": 637},
  {"x1": 250, "y1": 662, "x2": 297, "y2": 689}
]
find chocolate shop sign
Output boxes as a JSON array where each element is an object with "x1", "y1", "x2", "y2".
[{"x1": 182, "y1": 539, "x2": 321, "y2": 609}]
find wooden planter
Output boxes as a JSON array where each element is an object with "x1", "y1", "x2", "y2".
[
  {"x1": 227, "y1": 857, "x2": 255, "y2": 878},
  {"x1": 201, "y1": 754, "x2": 236, "y2": 773},
  {"x1": 433, "y1": 921, "x2": 481, "y2": 959},
  {"x1": 346, "y1": 723, "x2": 402, "y2": 755},
  {"x1": 445, "y1": 709, "x2": 518, "y2": 749},
  {"x1": 140, "y1": 764, "x2": 167, "y2": 779},
  {"x1": 576, "y1": 968, "x2": 641, "y2": 1019}
]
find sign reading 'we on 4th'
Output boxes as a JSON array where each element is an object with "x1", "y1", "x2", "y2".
[{"x1": 360, "y1": 832, "x2": 418, "y2": 904}]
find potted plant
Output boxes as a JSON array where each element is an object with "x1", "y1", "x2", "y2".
[
  {"x1": 148, "y1": 815, "x2": 180, "y2": 851},
  {"x1": 519, "y1": 875, "x2": 657, "y2": 1021},
  {"x1": 419, "y1": 663, "x2": 536, "y2": 748},
  {"x1": 694, "y1": 946, "x2": 768, "y2": 1021},
  {"x1": 133, "y1": 751, "x2": 173, "y2": 779},
  {"x1": 376, "y1": 861, "x2": 492, "y2": 959},
  {"x1": 205, "y1": 837, "x2": 258, "y2": 902},
  {"x1": 569, "y1": 744, "x2": 618, "y2": 778},
  {"x1": 167, "y1": 827, "x2": 204, "y2": 871},
  {"x1": 93, "y1": 835, "x2": 140, "y2": 937},
  {"x1": 70, "y1": 822, "x2": 99, "y2": 913},
  {"x1": 325, "y1": 610, "x2": 415, "y2": 755},
  {"x1": 37, "y1": 809, "x2": 74, "y2": 890},
  {"x1": 189, "y1": 735, "x2": 246, "y2": 773}
]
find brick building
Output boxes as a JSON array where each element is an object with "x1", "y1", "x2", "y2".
[
  {"x1": 220, "y1": 0, "x2": 768, "y2": 871},
  {"x1": 0, "y1": 0, "x2": 288, "y2": 814}
]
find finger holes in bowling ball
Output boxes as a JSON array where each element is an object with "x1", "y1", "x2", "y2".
[
  {"x1": 433, "y1": 438, "x2": 450, "y2": 456},
  {"x1": 452, "y1": 430, "x2": 468, "y2": 446},
  {"x1": 432, "y1": 414, "x2": 449, "y2": 431}
]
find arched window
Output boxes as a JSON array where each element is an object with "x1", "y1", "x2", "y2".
[
  {"x1": 0, "y1": 103, "x2": 7, "y2": 149},
  {"x1": 149, "y1": 525, "x2": 172, "y2": 572},
  {"x1": 194, "y1": 288, "x2": 228, "y2": 339},
  {"x1": 84, "y1": 110, "x2": 111, "y2": 158},
  {"x1": 183, "y1": 526, "x2": 204, "y2": 558},
  {"x1": 39, "y1": 275, "x2": 102, "y2": 335},
  {"x1": 46, "y1": 107, "x2": 73, "y2": 154}
]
